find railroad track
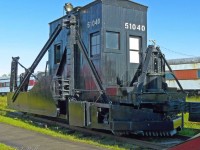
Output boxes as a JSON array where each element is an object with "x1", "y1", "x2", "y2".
[{"x1": 6, "y1": 111, "x2": 188, "y2": 150}]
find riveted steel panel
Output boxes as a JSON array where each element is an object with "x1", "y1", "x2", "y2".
[
  {"x1": 68, "y1": 101, "x2": 86, "y2": 127},
  {"x1": 101, "y1": 0, "x2": 147, "y2": 87}
]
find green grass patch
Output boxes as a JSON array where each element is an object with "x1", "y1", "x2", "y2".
[
  {"x1": 0, "y1": 96, "x2": 14, "y2": 112},
  {"x1": 0, "y1": 143, "x2": 15, "y2": 150},
  {"x1": 179, "y1": 128, "x2": 198, "y2": 137},
  {"x1": 0, "y1": 96, "x2": 7, "y2": 109},
  {"x1": 186, "y1": 96, "x2": 200, "y2": 102}
]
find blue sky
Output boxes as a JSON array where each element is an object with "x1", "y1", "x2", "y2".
[{"x1": 0, "y1": 0, "x2": 200, "y2": 76}]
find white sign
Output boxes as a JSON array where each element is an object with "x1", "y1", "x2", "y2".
[
  {"x1": 87, "y1": 18, "x2": 101, "y2": 28},
  {"x1": 125, "y1": 23, "x2": 145, "y2": 31}
]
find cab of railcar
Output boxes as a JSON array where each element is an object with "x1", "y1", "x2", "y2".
[{"x1": 48, "y1": 0, "x2": 147, "y2": 101}]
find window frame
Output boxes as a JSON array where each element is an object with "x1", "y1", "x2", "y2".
[
  {"x1": 129, "y1": 36, "x2": 141, "y2": 64},
  {"x1": 54, "y1": 43, "x2": 61, "y2": 64},
  {"x1": 129, "y1": 36, "x2": 140, "y2": 51},
  {"x1": 90, "y1": 32, "x2": 101, "y2": 58},
  {"x1": 105, "y1": 31, "x2": 120, "y2": 50}
]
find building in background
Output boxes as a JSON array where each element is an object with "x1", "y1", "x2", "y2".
[
  {"x1": 166, "y1": 57, "x2": 200, "y2": 96},
  {"x1": 0, "y1": 76, "x2": 36, "y2": 96}
]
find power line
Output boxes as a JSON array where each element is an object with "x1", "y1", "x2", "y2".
[{"x1": 159, "y1": 46, "x2": 196, "y2": 57}]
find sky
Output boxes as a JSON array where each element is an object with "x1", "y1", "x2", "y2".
[{"x1": 0, "y1": 0, "x2": 200, "y2": 76}]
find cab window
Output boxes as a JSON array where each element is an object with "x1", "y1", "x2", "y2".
[
  {"x1": 129, "y1": 36, "x2": 140, "y2": 63},
  {"x1": 54, "y1": 44, "x2": 61, "y2": 64},
  {"x1": 106, "y1": 31, "x2": 120, "y2": 50},
  {"x1": 91, "y1": 32, "x2": 100, "y2": 57}
]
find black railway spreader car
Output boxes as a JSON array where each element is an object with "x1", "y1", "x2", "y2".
[{"x1": 7, "y1": 0, "x2": 200, "y2": 136}]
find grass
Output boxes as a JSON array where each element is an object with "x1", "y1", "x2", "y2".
[
  {"x1": 0, "y1": 143, "x2": 15, "y2": 150},
  {"x1": 0, "y1": 96, "x2": 7, "y2": 110},
  {"x1": 0, "y1": 96, "x2": 137, "y2": 150},
  {"x1": 179, "y1": 113, "x2": 200, "y2": 136},
  {"x1": 0, "y1": 116, "x2": 123, "y2": 150},
  {"x1": 186, "y1": 96, "x2": 200, "y2": 102}
]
